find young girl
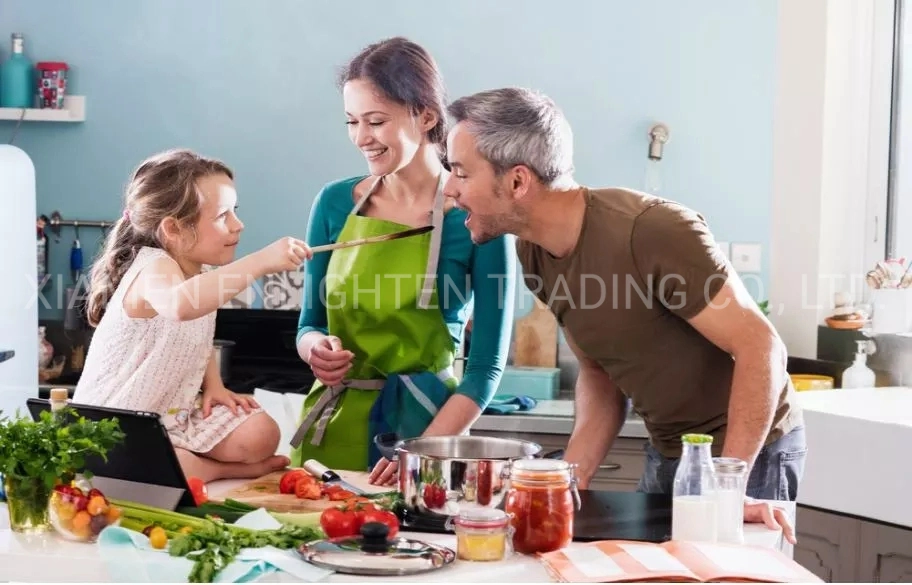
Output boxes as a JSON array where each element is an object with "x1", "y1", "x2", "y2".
[{"x1": 73, "y1": 148, "x2": 312, "y2": 483}]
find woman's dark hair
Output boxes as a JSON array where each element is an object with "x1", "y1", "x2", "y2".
[{"x1": 339, "y1": 37, "x2": 448, "y2": 154}]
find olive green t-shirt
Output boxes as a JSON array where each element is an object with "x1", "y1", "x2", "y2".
[{"x1": 516, "y1": 187, "x2": 802, "y2": 458}]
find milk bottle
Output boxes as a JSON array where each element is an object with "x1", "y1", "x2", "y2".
[{"x1": 671, "y1": 433, "x2": 718, "y2": 542}]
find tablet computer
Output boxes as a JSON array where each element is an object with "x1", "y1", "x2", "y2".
[{"x1": 26, "y1": 398, "x2": 196, "y2": 510}]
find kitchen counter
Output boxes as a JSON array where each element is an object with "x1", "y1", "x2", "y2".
[
  {"x1": 474, "y1": 399, "x2": 649, "y2": 437},
  {"x1": 795, "y1": 386, "x2": 912, "y2": 528},
  {"x1": 472, "y1": 386, "x2": 912, "y2": 530},
  {"x1": 0, "y1": 482, "x2": 794, "y2": 583}
]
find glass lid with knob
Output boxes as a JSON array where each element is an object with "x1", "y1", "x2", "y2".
[{"x1": 297, "y1": 521, "x2": 456, "y2": 576}]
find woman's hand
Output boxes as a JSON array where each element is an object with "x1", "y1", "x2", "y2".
[
  {"x1": 307, "y1": 335, "x2": 354, "y2": 387},
  {"x1": 369, "y1": 457, "x2": 399, "y2": 486}
]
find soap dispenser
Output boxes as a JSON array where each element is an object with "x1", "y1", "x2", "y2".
[{"x1": 841, "y1": 340, "x2": 876, "y2": 389}]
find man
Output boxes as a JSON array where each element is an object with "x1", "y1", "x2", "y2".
[{"x1": 443, "y1": 87, "x2": 805, "y2": 543}]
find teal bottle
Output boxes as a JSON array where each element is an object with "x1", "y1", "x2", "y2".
[{"x1": 0, "y1": 33, "x2": 34, "y2": 108}]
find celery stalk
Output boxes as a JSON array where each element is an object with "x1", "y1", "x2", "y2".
[{"x1": 269, "y1": 511, "x2": 323, "y2": 532}]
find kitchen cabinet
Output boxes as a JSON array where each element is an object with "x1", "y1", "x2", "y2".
[
  {"x1": 470, "y1": 429, "x2": 648, "y2": 491},
  {"x1": 857, "y1": 518, "x2": 912, "y2": 582},
  {"x1": 793, "y1": 506, "x2": 861, "y2": 582},
  {"x1": 794, "y1": 504, "x2": 912, "y2": 582}
]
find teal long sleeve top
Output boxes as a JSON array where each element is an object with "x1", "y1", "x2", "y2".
[{"x1": 296, "y1": 176, "x2": 516, "y2": 410}]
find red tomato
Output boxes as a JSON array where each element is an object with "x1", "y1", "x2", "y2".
[
  {"x1": 327, "y1": 489, "x2": 356, "y2": 501},
  {"x1": 187, "y1": 476, "x2": 208, "y2": 506},
  {"x1": 279, "y1": 470, "x2": 309, "y2": 494},
  {"x1": 295, "y1": 479, "x2": 322, "y2": 500},
  {"x1": 361, "y1": 509, "x2": 399, "y2": 538},
  {"x1": 320, "y1": 506, "x2": 359, "y2": 538}
]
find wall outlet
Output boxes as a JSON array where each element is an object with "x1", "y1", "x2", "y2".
[{"x1": 730, "y1": 242, "x2": 762, "y2": 272}]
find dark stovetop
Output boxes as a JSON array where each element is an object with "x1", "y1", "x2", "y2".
[
  {"x1": 215, "y1": 308, "x2": 317, "y2": 394},
  {"x1": 400, "y1": 490, "x2": 673, "y2": 543},
  {"x1": 40, "y1": 309, "x2": 318, "y2": 397}
]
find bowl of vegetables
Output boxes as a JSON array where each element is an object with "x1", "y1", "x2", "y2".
[{"x1": 49, "y1": 483, "x2": 121, "y2": 542}]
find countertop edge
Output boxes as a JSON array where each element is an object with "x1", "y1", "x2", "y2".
[{"x1": 472, "y1": 411, "x2": 649, "y2": 439}]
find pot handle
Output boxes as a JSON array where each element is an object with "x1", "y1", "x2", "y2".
[{"x1": 372, "y1": 432, "x2": 402, "y2": 461}]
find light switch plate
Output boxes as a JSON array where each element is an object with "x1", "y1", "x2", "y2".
[
  {"x1": 730, "y1": 242, "x2": 762, "y2": 272},
  {"x1": 716, "y1": 241, "x2": 731, "y2": 260}
]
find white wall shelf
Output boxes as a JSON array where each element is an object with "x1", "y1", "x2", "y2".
[{"x1": 0, "y1": 95, "x2": 85, "y2": 122}]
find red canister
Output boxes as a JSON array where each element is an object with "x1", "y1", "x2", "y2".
[{"x1": 36, "y1": 61, "x2": 68, "y2": 109}]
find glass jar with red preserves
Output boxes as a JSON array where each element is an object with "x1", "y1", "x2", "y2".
[{"x1": 504, "y1": 459, "x2": 580, "y2": 555}]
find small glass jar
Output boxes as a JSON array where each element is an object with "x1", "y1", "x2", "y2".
[
  {"x1": 713, "y1": 457, "x2": 748, "y2": 544},
  {"x1": 504, "y1": 459, "x2": 580, "y2": 555},
  {"x1": 450, "y1": 508, "x2": 511, "y2": 562}
]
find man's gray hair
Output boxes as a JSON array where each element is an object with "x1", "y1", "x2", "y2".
[{"x1": 447, "y1": 87, "x2": 574, "y2": 187}]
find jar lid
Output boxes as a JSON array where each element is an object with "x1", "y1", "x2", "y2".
[
  {"x1": 297, "y1": 522, "x2": 455, "y2": 577},
  {"x1": 455, "y1": 507, "x2": 509, "y2": 529},
  {"x1": 681, "y1": 433, "x2": 714, "y2": 444},
  {"x1": 512, "y1": 458, "x2": 571, "y2": 472},
  {"x1": 713, "y1": 457, "x2": 747, "y2": 474}
]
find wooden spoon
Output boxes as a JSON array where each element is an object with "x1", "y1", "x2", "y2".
[{"x1": 310, "y1": 225, "x2": 433, "y2": 254}]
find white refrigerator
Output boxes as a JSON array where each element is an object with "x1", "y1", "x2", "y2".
[{"x1": 0, "y1": 145, "x2": 38, "y2": 419}]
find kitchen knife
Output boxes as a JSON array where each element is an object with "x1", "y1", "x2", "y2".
[{"x1": 303, "y1": 459, "x2": 365, "y2": 495}]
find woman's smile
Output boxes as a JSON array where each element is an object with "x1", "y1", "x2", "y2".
[{"x1": 363, "y1": 147, "x2": 388, "y2": 161}]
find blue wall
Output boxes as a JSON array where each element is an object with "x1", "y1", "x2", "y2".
[{"x1": 0, "y1": 0, "x2": 776, "y2": 321}]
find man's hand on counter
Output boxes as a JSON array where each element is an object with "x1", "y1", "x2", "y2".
[{"x1": 744, "y1": 498, "x2": 797, "y2": 544}]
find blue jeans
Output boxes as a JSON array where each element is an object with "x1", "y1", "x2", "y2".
[{"x1": 636, "y1": 426, "x2": 807, "y2": 501}]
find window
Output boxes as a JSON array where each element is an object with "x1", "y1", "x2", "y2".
[{"x1": 888, "y1": 0, "x2": 912, "y2": 260}]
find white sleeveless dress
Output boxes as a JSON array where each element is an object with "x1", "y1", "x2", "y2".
[{"x1": 73, "y1": 246, "x2": 260, "y2": 453}]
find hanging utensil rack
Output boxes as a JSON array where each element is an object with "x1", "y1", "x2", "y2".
[{"x1": 44, "y1": 210, "x2": 116, "y2": 241}]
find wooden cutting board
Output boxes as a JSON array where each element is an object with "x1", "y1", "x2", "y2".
[
  {"x1": 512, "y1": 296, "x2": 558, "y2": 367},
  {"x1": 212, "y1": 469, "x2": 392, "y2": 513}
]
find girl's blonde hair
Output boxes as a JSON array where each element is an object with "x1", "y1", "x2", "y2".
[{"x1": 86, "y1": 148, "x2": 233, "y2": 327}]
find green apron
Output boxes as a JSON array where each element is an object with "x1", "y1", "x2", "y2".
[{"x1": 289, "y1": 174, "x2": 458, "y2": 471}]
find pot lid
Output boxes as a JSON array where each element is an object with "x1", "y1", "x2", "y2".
[{"x1": 297, "y1": 521, "x2": 455, "y2": 576}]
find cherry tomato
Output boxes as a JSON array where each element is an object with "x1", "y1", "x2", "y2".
[
  {"x1": 187, "y1": 476, "x2": 208, "y2": 506},
  {"x1": 148, "y1": 526, "x2": 168, "y2": 549},
  {"x1": 361, "y1": 509, "x2": 400, "y2": 538},
  {"x1": 320, "y1": 506, "x2": 359, "y2": 538},
  {"x1": 422, "y1": 483, "x2": 446, "y2": 509}
]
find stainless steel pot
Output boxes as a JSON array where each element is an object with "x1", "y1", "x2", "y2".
[
  {"x1": 213, "y1": 339, "x2": 235, "y2": 382},
  {"x1": 374, "y1": 433, "x2": 563, "y2": 520}
]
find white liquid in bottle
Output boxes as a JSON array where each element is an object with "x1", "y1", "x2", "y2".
[{"x1": 672, "y1": 494, "x2": 718, "y2": 542}]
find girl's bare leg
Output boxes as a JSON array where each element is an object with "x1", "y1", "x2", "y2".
[
  {"x1": 175, "y1": 412, "x2": 289, "y2": 483},
  {"x1": 175, "y1": 449, "x2": 288, "y2": 483}
]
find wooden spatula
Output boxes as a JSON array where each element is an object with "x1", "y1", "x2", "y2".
[{"x1": 310, "y1": 225, "x2": 433, "y2": 254}]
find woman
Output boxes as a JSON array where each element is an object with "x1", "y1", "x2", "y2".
[{"x1": 290, "y1": 37, "x2": 516, "y2": 483}]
